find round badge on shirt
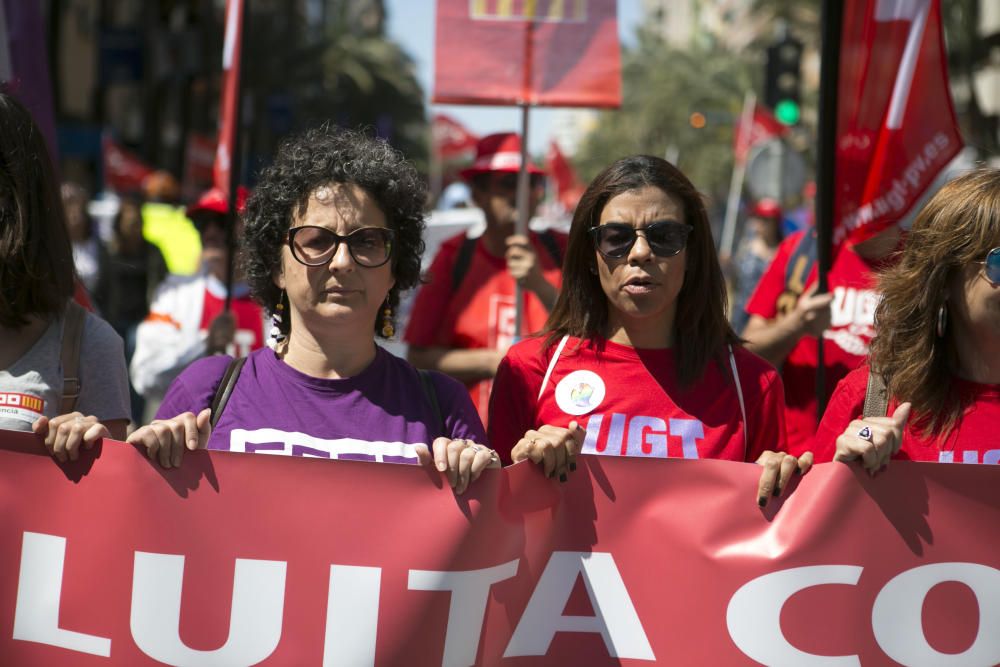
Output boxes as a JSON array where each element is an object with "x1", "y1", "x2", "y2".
[{"x1": 554, "y1": 370, "x2": 606, "y2": 416}]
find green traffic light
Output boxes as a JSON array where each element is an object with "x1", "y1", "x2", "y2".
[{"x1": 775, "y1": 99, "x2": 800, "y2": 125}]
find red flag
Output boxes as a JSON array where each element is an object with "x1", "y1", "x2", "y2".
[
  {"x1": 432, "y1": 114, "x2": 479, "y2": 160},
  {"x1": 546, "y1": 140, "x2": 584, "y2": 210},
  {"x1": 433, "y1": 0, "x2": 621, "y2": 108},
  {"x1": 212, "y1": 0, "x2": 244, "y2": 193},
  {"x1": 733, "y1": 105, "x2": 788, "y2": 163},
  {"x1": 834, "y1": 0, "x2": 962, "y2": 244},
  {"x1": 101, "y1": 135, "x2": 153, "y2": 193}
]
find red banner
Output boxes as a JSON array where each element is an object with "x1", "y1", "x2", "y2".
[
  {"x1": 433, "y1": 0, "x2": 621, "y2": 108},
  {"x1": 834, "y1": 0, "x2": 962, "y2": 244},
  {"x1": 2, "y1": 430, "x2": 999, "y2": 665},
  {"x1": 734, "y1": 105, "x2": 788, "y2": 164},
  {"x1": 212, "y1": 0, "x2": 244, "y2": 193},
  {"x1": 102, "y1": 135, "x2": 154, "y2": 194},
  {"x1": 432, "y1": 114, "x2": 479, "y2": 160}
]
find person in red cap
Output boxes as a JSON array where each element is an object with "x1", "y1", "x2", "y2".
[
  {"x1": 405, "y1": 132, "x2": 567, "y2": 426},
  {"x1": 130, "y1": 186, "x2": 265, "y2": 402},
  {"x1": 729, "y1": 198, "x2": 784, "y2": 334}
]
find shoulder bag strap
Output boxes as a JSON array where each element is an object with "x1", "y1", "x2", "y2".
[
  {"x1": 210, "y1": 356, "x2": 247, "y2": 429},
  {"x1": 60, "y1": 300, "x2": 87, "y2": 414},
  {"x1": 450, "y1": 235, "x2": 478, "y2": 291},
  {"x1": 418, "y1": 369, "x2": 445, "y2": 439},
  {"x1": 727, "y1": 345, "x2": 749, "y2": 460},
  {"x1": 538, "y1": 229, "x2": 563, "y2": 267},
  {"x1": 862, "y1": 369, "x2": 889, "y2": 418}
]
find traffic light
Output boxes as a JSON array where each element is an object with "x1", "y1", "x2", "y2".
[
  {"x1": 765, "y1": 36, "x2": 803, "y2": 125},
  {"x1": 689, "y1": 112, "x2": 706, "y2": 129}
]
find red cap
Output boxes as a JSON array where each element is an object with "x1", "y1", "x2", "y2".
[
  {"x1": 750, "y1": 198, "x2": 782, "y2": 220},
  {"x1": 459, "y1": 132, "x2": 545, "y2": 180},
  {"x1": 186, "y1": 186, "x2": 249, "y2": 217}
]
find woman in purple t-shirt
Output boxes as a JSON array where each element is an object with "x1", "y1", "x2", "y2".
[{"x1": 126, "y1": 127, "x2": 498, "y2": 495}]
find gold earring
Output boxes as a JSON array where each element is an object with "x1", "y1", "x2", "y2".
[{"x1": 381, "y1": 304, "x2": 394, "y2": 338}]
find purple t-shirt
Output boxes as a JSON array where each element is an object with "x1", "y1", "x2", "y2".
[{"x1": 156, "y1": 346, "x2": 487, "y2": 464}]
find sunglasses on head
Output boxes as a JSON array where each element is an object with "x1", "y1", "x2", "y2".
[
  {"x1": 589, "y1": 221, "x2": 692, "y2": 259},
  {"x1": 979, "y1": 247, "x2": 1000, "y2": 284},
  {"x1": 287, "y1": 225, "x2": 394, "y2": 268}
]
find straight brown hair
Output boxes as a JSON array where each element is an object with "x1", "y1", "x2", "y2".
[
  {"x1": 0, "y1": 92, "x2": 75, "y2": 328},
  {"x1": 544, "y1": 155, "x2": 738, "y2": 387},
  {"x1": 870, "y1": 168, "x2": 1000, "y2": 439}
]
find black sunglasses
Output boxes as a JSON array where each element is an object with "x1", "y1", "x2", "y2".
[
  {"x1": 589, "y1": 221, "x2": 692, "y2": 259},
  {"x1": 287, "y1": 225, "x2": 394, "y2": 268},
  {"x1": 979, "y1": 247, "x2": 1000, "y2": 284}
]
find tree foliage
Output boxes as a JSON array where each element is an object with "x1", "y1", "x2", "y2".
[{"x1": 573, "y1": 30, "x2": 757, "y2": 204}]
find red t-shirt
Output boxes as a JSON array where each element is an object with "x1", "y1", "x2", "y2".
[
  {"x1": 199, "y1": 288, "x2": 265, "y2": 357},
  {"x1": 812, "y1": 365, "x2": 1000, "y2": 464},
  {"x1": 404, "y1": 230, "x2": 566, "y2": 425},
  {"x1": 488, "y1": 335, "x2": 787, "y2": 465},
  {"x1": 746, "y1": 231, "x2": 882, "y2": 451}
]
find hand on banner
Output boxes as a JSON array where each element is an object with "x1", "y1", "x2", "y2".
[
  {"x1": 126, "y1": 408, "x2": 212, "y2": 469},
  {"x1": 32, "y1": 412, "x2": 111, "y2": 462},
  {"x1": 416, "y1": 438, "x2": 500, "y2": 495},
  {"x1": 755, "y1": 450, "x2": 814, "y2": 507},
  {"x1": 793, "y1": 285, "x2": 834, "y2": 337},
  {"x1": 833, "y1": 403, "x2": 911, "y2": 475},
  {"x1": 511, "y1": 421, "x2": 586, "y2": 483}
]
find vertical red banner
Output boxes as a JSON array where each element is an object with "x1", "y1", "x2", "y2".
[
  {"x1": 433, "y1": 0, "x2": 621, "y2": 107},
  {"x1": 213, "y1": 0, "x2": 244, "y2": 194},
  {"x1": 834, "y1": 0, "x2": 962, "y2": 244}
]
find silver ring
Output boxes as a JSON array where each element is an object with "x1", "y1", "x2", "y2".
[{"x1": 857, "y1": 426, "x2": 873, "y2": 442}]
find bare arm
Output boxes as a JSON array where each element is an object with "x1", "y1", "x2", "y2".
[{"x1": 407, "y1": 345, "x2": 504, "y2": 382}]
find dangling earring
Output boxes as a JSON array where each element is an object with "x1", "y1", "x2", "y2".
[
  {"x1": 381, "y1": 303, "x2": 394, "y2": 338},
  {"x1": 268, "y1": 292, "x2": 288, "y2": 350},
  {"x1": 936, "y1": 303, "x2": 948, "y2": 338}
]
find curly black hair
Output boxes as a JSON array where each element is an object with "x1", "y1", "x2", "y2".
[{"x1": 242, "y1": 125, "x2": 426, "y2": 338}]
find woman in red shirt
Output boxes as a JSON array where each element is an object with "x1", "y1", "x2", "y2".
[
  {"x1": 814, "y1": 169, "x2": 1000, "y2": 467},
  {"x1": 488, "y1": 155, "x2": 809, "y2": 507}
]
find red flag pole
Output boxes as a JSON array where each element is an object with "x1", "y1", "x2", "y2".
[
  {"x1": 218, "y1": 0, "x2": 247, "y2": 312},
  {"x1": 814, "y1": 0, "x2": 844, "y2": 416},
  {"x1": 720, "y1": 90, "x2": 757, "y2": 261},
  {"x1": 513, "y1": 18, "x2": 536, "y2": 341}
]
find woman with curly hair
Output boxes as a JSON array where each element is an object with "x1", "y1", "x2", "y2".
[
  {"x1": 813, "y1": 168, "x2": 1000, "y2": 468},
  {"x1": 127, "y1": 126, "x2": 498, "y2": 494},
  {"x1": 488, "y1": 155, "x2": 809, "y2": 507}
]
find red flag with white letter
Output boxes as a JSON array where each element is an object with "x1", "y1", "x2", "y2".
[
  {"x1": 433, "y1": 0, "x2": 621, "y2": 108},
  {"x1": 834, "y1": 0, "x2": 962, "y2": 244},
  {"x1": 212, "y1": 0, "x2": 243, "y2": 194}
]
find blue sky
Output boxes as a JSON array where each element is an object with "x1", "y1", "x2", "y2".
[{"x1": 384, "y1": 0, "x2": 643, "y2": 154}]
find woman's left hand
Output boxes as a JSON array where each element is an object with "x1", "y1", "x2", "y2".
[
  {"x1": 32, "y1": 412, "x2": 110, "y2": 462},
  {"x1": 416, "y1": 438, "x2": 501, "y2": 495},
  {"x1": 754, "y1": 450, "x2": 813, "y2": 508}
]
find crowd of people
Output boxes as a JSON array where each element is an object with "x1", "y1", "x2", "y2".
[{"x1": 2, "y1": 89, "x2": 998, "y2": 503}]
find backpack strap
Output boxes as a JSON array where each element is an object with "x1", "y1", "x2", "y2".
[
  {"x1": 451, "y1": 235, "x2": 479, "y2": 291},
  {"x1": 60, "y1": 300, "x2": 87, "y2": 414},
  {"x1": 418, "y1": 368, "x2": 445, "y2": 439},
  {"x1": 451, "y1": 230, "x2": 563, "y2": 291},
  {"x1": 210, "y1": 356, "x2": 247, "y2": 429},
  {"x1": 862, "y1": 368, "x2": 889, "y2": 418}
]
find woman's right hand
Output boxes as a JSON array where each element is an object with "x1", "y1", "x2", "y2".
[
  {"x1": 126, "y1": 408, "x2": 212, "y2": 469},
  {"x1": 833, "y1": 402, "x2": 911, "y2": 474},
  {"x1": 511, "y1": 421, "x2": 586, "y2": 482}
]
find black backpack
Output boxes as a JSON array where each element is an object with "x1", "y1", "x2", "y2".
[{"x1": 451, "y1": 229, "x2": 563, "y2": 291}]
